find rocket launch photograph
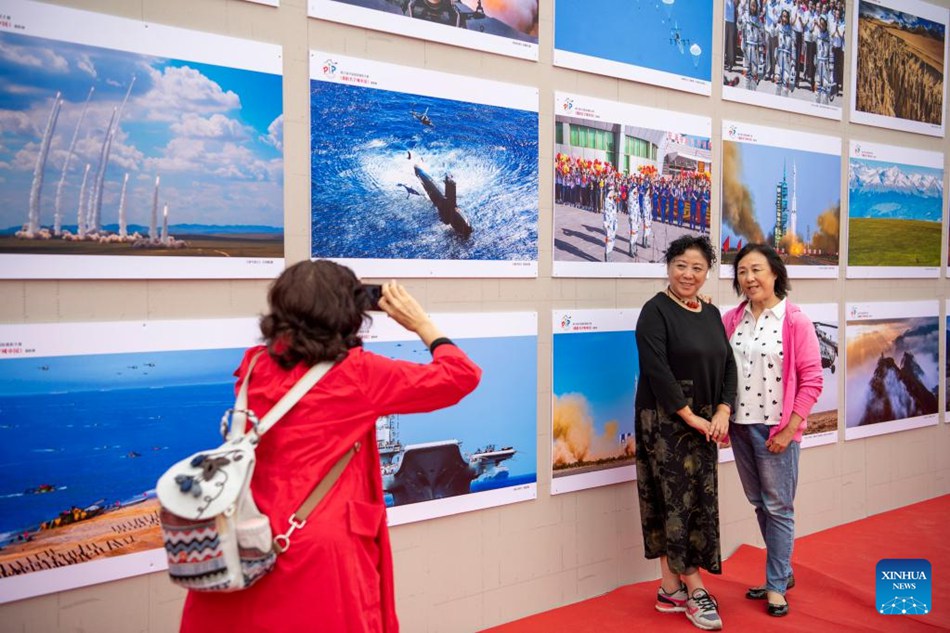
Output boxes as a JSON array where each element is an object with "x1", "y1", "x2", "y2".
[
  {"x1": 720, "y1": 121, "x2": 840, "y2": 278},
  {"x1": 551, "y1": 309, "x2": 640, "y2": 495}
]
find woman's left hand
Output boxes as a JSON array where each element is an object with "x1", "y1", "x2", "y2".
[
  {"x1": 765, "y1": 427, "x2": 796, "y2": 453},
  {"x1": 709, "y1": 408, "x2": 730, "y2": 443}
]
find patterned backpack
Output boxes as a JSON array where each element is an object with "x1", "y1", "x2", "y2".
[{"x1": 156, "y1": 352, "x2": 355, "y2": 591}]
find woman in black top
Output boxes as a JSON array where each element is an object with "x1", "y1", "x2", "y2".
[{"x1": 635, "y1": 235, "x2": 737, "y2": 631}]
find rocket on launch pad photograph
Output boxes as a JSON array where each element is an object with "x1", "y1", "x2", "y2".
[
  {"x1": 720, "y1": 121, "x2": 840, "y2": 278},
  {"x1": 0, "y1": 1, "x2": 284, "y2": 279}
]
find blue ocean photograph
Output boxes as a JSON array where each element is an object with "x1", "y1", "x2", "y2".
[
  {"x1": 0, "y1": 347, "x2": 243, "y2": 577},
  {"x1": 554, "y1": 0, "x2": 713, "y2": 83},
  {"x1": 365, "y1": 335, "x2": 537, "y2": 508},
  {"x1": 552, "y1": 329, "x2": 638, "y2": 476},
  {"x1": 310, "y1": 80, "x2": 539, "y2": 262},
  {"x1": 848, "y1": 158, "x2": 944, "y2": 267},
  {"x1": 0, "y1": 28, "x2": 283, "y2": 259}
]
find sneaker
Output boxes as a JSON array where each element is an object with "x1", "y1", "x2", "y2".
[
  {"x1": 655, "y1": 583, "x2": 688, "y2": 613},
  {"x1": 685, "y1": 588, "x2": 722, "y2": 630}
]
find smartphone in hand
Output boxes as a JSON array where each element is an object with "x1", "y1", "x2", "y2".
[{"x1": 361, "y1": 283, "x2": 383, "y2": 311}]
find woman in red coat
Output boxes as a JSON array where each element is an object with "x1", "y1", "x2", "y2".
[{"x1": 179, "y1": 261, "x2": 482, "y2": 632}]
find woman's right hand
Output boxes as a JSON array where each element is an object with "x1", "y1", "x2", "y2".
[
  {"x1": 378, "y1": 281, "x2": 444, "y2": 347},
  {"x1": 684, "y1": 413, "x2": 713, "y2": 440}
]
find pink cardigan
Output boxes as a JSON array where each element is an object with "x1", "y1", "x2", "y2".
[{"x1": 722, "y1": 300, "x2": 824, "y2": 442}]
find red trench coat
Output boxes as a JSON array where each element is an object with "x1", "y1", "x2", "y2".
[{"x1": 179, "y1": 343, "x2": 481, "y2": 632}]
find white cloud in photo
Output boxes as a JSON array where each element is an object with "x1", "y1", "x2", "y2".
[
  {"x1": 171, "y1": 113, "x2": 250, "y2": 141},
  {"x1": 0, "y1": 41, "x2": 69, "y2": 72},
  {"x1": 139, "y1": 65, "x2": 241, "y2": 122},
  {"x1": 261, "y1": 114, "x2": 283, "y2": 151},
  {"x1": 0, "y1": 110, "x2": 37, "y2": 138},
  {"x1": 75, "y1": 53, "x2": 97, "y2": 78}
]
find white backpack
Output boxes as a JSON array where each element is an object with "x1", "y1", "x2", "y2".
[{"x1": 156, "y1": 352, "x2": 355, "y2": 591}]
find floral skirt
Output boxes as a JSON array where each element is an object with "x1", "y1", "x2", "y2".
[{"x1": 635, "y1": 406, "x2": 721, "y2": 575}]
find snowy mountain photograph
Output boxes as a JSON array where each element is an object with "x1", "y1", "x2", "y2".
[{"x1": 847, "y1": 147, "x2": 944, "y2": 270}]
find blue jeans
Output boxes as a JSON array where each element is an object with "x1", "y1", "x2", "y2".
[{"x1": 730, "y1": 423, "x2": 800, "y2": 594}]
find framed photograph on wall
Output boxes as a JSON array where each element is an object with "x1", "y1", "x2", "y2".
[
  {"x1": 844, "y1": 301, "x2": 940, "y2": 440},
  {"x1": 310, "y1": 52, "x2": 539, "y2": 278},
  {"x1": 551, "y1": 309, "x2": 639, "y2": 494},
  {"x1": 553, "y1": 0, "x2": 713, "y2": 96},
  {"x1": 553, "y1": 93, "x2": 712, "y2": 278},
  {"x1": 850, "y1": 0, "x2": 947, "y2": 137},
  {"x1": 308, "y1": 0, "x2": 539, "y2": 61},
  {"x1": 0, "y1": 0, "x2": 284, "y2": 279},
  {"x1": 847, "y1": 141, "x2": 944, "y2": 278},
  {"x1": 0, "y1": 318, "x2": 259, "y2": 603},
  {"x1": 720, "y1": 121, "x2": 840, "y2": 280},
  {"x1": 723, "y1": 0, "x2": 846, "y2": 120},
  {"x1": 719, "y1": 301, "x2": 839, "y2": 463},
  {"x1": 364, "y1": 312, "x2": 538, "y2": 525}
]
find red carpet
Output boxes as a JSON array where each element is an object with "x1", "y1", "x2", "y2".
[{"x1": 484, "y1": 495, "x2": 950, "y2": 632}]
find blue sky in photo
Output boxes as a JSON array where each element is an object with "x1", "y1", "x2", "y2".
[
  {"x1": 553, "y1": 330, "x2": 638, "y2": 434},
  {"x1": 0, "y1": 30, "x2": 283, "y2": 231},
  {"x1": 555, "y1": 0, "x2": 713, "y2": 82},
  {"x1": 366, "y1": 335, "x2": 537, "y2": 475},
  {"x1": 723, "y1": 141, "x2": 840, "y2": 243},
  {"x1": 0, "y1": 348, "x2": 244, "y2": 396},
  {"x1": 859, "y1": 1, "x2": 946, "y2": 39}
]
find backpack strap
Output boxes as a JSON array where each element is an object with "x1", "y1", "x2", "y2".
[
  {"x1": 228, "y1": 351, "x2": 357, "y2": 554},
  {"x1": 255, "y1": 360, "x2": 334, "y2": 436},
  {"x1": 228, "y1": 352, "x2": 333, "y2": 440},
  {"x1": 272, "y1": 442, "x2": 359, "y2": 554}
]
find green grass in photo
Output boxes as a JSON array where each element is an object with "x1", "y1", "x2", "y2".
[{"x1": 848, "y1": 218, "x2": 941, "y2": 267}]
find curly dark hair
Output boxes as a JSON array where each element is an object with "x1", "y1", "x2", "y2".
[
  {"x1": 260, "y1": 260, "x2": 371, "y2": 369},
  {"x1": 731, "y1": 242, "x2": 791, "y2": 298},
  {"x1": 664, "y1": 234, "x2": 717, "y2": 267}
]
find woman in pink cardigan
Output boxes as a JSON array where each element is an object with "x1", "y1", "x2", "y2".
[{"x1": 721, "y1": 243, "x2": 823, "y2": 618}]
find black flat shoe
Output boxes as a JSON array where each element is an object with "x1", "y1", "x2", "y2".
[
  {"x1": 746, "y1": 586, "x2": 768, "y2": 600},
  {"x1": 767, "y1": 600, "x2": 789, "y2": 617},
  {"x1": 746, "y1": 574, "x2": 795, "y2": 600}
]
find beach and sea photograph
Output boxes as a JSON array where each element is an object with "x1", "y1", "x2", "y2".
[
  {"x1": 308, "y1": 0, "x2": 539, "y2": 60},
  {"x1": 847, "y1": 141, "x2": 944, "y2": 277},
  {"x1": 851, "y1": 0, "x2": 947, "y2": 136},
  {"x1": 845, "y1": 302, "x2": 940, "y2": 440},
  {"x1": 553, "y1": 0, "x2": 712, "y2": 94},
  {"x1": 310, "y1": 53, "x2": 538, "y2": 278},
  {"x1": 722, "y1": 0, "x2": 847, "y2": 119},
  {"x1": 364, "y1": 312, "x2": 537, "y2": 525},
  {"x1": 720, "y1": 122, "x2": 840, "y2": 278},
  {"x1": 0, "y1": 319, "x2": 258, "y2": 601},
  {"x1": 0, "y1": 2, "x2": 284, "y2": 278},
  {"x1": 553, "y1": 93, "x2": 711, "y2": 278},
  {"x1": 551, "y1": 309, "x2": 639, "y2": 495}
]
